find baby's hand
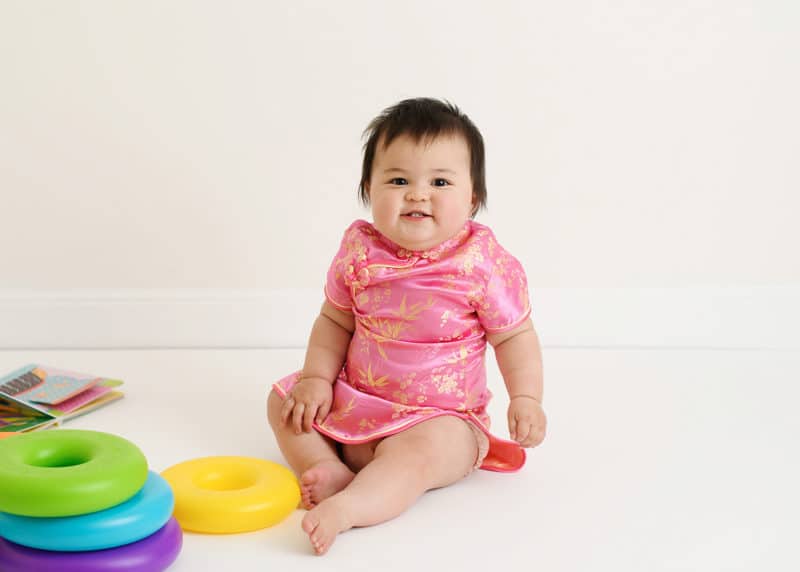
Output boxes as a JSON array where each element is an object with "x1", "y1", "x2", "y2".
[
  {"x1": 280, "y1": 376, "x2": 333, "y2": 435},
  {"x1": 507, "y1": 395, "x2": 547, "y2": 448}
]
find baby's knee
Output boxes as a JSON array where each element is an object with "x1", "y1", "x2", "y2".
[
  {"x1": 266, "y1": 389, "x2": 284, "y2": 428},
  {"x1": 377, "y1": 417, "x2": 477, "y2": 479},
  {"x1": 419, "y1": 416, "x2": 474, "y2": 451},
  {"x1": 376, "y1": 426, "x2": 444, "y2": 469}
]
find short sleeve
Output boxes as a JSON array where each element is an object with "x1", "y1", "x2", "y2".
[
  {"x1": 323, "y1": 222, "x2": 362, "y2": 312},
  {"x1": 475, "y1": 235, "x2": 531, "y2": 333}
]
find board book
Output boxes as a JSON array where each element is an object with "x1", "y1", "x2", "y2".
[{"x1": 0, "y1": 364, "x2": 123, "y2": 433}]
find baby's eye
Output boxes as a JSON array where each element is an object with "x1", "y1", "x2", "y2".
[
  {"x1": 389, "y1": 178, "x2": 408, "y2": 185},
  {"x1": 433, "y1": 178, "x2": 450, "y2": 187}
]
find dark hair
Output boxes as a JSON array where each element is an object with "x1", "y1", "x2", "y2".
[{"x1": 358, "y1": 98, "x2": 486, "y2": 216}]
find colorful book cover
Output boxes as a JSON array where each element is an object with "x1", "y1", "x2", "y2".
[
  {"x1": 0, "y1": 364, "x2": 124, "y2": 433},
  {"x1": 0, "y1": 393, "x2": 54, "y2": 432}
]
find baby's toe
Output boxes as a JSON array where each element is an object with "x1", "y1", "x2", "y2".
[
  {"x1": 300, "y1": 487, "x2": 315, "y2": 509},
  {"x1": 301, "y1": 510, "x2": 320, "y2": 535},
  {"x1": 311, "y1": 527, "x2": 332, "y2": 555}
]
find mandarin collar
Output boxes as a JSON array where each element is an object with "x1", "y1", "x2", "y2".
[{"x1": 374, "y1": 221, "x2": 472, "y2": 261}]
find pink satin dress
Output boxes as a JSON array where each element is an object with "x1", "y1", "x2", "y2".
[{"x1": 273, "y1": 219, "x2": 531, "y2": 472}]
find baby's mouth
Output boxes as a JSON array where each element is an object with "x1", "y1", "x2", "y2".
[{"x1": 401, "y1": 211, "x2": 432, "y2": 219}]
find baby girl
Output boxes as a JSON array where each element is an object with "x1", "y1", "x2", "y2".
[{"x1": 267, "y1": 97, "x2": 546, "y2": 555}]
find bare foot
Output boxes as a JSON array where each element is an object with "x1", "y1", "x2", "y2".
[
  {"x1": 299, "y1": 460, "x2": 355, "y2": 509},
  {"x1": 301, "y1": 496, "x2": 353, "y2": 555}
]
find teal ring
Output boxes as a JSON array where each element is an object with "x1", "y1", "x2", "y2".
[{"x1": 0, "y1": 471, "x2": 173, "y2": 551}]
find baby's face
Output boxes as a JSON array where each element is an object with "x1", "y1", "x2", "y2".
[{"x1": 366, "y1": 133, "x2": 475, "y2": 252}]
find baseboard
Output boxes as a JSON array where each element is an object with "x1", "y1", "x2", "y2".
[{"x1": 1, "y1": 287, "x2": 798, "y2": 350}]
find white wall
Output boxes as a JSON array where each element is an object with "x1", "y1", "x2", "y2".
[{"x1": 1, "y1": 1, "x2": 798, "y2": 348}]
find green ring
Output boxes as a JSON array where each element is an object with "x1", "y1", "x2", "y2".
[{"x1": 0, "y1": 429, "x2": 148, "y2": 517}]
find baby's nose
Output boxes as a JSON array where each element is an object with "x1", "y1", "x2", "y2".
[{"x1": 405, "y1": 186, "x2": 430, "y2": 200}]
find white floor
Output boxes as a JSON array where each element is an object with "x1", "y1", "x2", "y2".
[{"x1": 1, "y1": 347, "x2": 798, "y2": 571}]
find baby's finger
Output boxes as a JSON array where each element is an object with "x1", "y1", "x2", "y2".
[
  {"x1": 508, "y1": 415, "x2": 518, "y2": 441},
  {"x1": 292, "y1": 402, "x2": 306, "y2": 434},
  {"x1": 316, "y1": 401, "x2": 331, "y2": 425},
  {"x1": 303, "y1": 403, "x2": 317, "y2": 432},
  {"x1": 527, "y1": 429, "x2": 545, "y2": 448},
  {"x1": 530, "y1": 425, "x2": 547, "y2": 447},
  {"x1": 515, "y1": 419, "x2": 532, "y2": 445},
  {"x1": 280, "y1": 396, "x2": 295, "y2": 425},
  {"x1": 522, "y1": 433, "x2": 539, "y2": 448}
]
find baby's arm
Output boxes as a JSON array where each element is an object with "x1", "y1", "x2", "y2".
[
  {"x1": 301, "y1": 301, "x2": 355, "y2": 381},
  {"x1": 487, "y1": 318, "x2": 546, "y2": 447},
  {"x1": 280, "y1": 301, "x2": 355, "y2": 433}
]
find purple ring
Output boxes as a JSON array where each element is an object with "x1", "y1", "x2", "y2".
[{"x1": 0, "y1": 516, "x2": 182, "y2": 572}]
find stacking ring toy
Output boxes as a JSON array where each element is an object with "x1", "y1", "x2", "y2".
[
  {"x1": 0, "y1": 516, "x2": 182, "y2": 572},
  {"x1": 0, "y1": 471, "x2": 174, "y2": 551},
  {"x1": 0, "y1": 429, "x2": 148, "y2": 517},
  {"x1": 161, "y1": 456, "x2": 300, "y2": 533}
]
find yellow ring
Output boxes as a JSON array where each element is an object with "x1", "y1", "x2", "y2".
[{"x1": 160, "y1": 456, "x2": 299, "y2": 534}]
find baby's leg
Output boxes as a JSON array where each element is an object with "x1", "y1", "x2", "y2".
[
  {"x1": 267, "y1": 390, "x2": 354, "y2": 509},
  {"x1": 341, "y1": 441, "x2": 379, "y2": 473},
  {"x1": 302, "y1": 415, "x2": 478, "y2": 555}
]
